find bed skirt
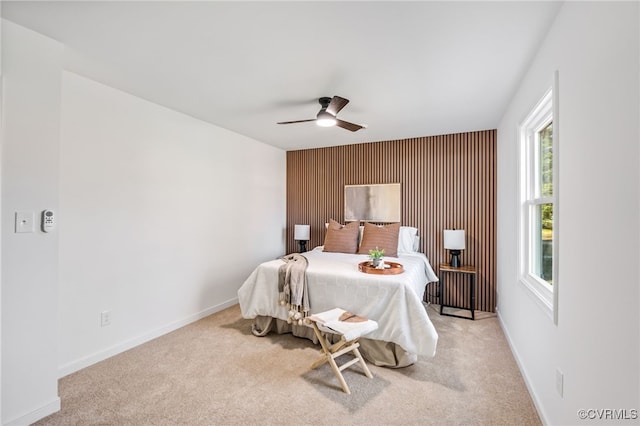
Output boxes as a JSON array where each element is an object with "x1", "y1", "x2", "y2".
[{"x1": 251, "y1": 316, "x2": 417, "y2": 368}]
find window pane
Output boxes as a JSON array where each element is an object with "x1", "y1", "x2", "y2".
[
  {"x1": 534, "y1": 203, "x2": 553, "y2": 284},
  {"x1": 539, "y1": 122, "x2": 553, "y2": 197}
]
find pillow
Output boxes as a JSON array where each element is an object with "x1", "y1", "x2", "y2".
[
  {"x1": 323, "y1": 219, "x2": 360, "y2": 254},
  {"x1": 326, "y1": 222, "x2": 368, "y2": 249},
  {"x1": 398, "y1": 226, "x2": 419, "y2": 253},
  {"x1": 358, "y1": 222, "x2": 401, "y2": 257},
  {"x1": 334, "y1": 223, "x2": 365, "y2": 247}
]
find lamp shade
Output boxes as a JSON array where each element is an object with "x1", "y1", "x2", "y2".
[
  {"x1": 294, "y1": 224, "x2": 310, "y2": 241},
  {"x1": 444, "y1": 229, "x2": 465, "y2": 250}
]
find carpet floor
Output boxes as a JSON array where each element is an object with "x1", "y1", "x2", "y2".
[{"x1": 35, "y1": 303, "x2": 540, "y2": 425}]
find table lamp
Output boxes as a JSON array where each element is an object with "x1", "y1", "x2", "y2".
[
  {"x1": 444, "y1": 229, "x2": 465, "y2": 267},
  {"x1": 294, "y1": 224, "x2": 310, "y2": 253}
]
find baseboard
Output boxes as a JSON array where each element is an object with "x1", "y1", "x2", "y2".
[
  {"x1": 496, "y1": 307, "x2": 549, "y2": 426},
  {"x1": 58, "y1": 297, "x2": 238, "y2": 378},
  {"x1": 4, "y1": 397, "x2": 61, "y2": 426}
]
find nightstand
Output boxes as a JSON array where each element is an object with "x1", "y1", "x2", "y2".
[{"x1": 439, "y1": 264, "x2": 476, "y2": 320}]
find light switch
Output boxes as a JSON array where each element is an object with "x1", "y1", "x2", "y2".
[{"x1": 15, "y1": 211, "x2": 35, "y2": 233}]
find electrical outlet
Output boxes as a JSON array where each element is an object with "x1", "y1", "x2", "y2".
[
  {"x1": 101, "y1": 311, "x2": 111, "y2": 327},
  {"x1": 555, "y1": 368, "x2": 564, "y2": 397}
]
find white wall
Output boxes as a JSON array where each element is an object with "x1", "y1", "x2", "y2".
[
  {"x1": 1, "y1": 21, "x2": 62, "y2": 425},
  {"x1": 1, "y1": 20, "x2": 286, "y2": 425},
  {"x1": 58, "y1": 72, "x2": 286, "y2": 375},
  {"x1": 497, "y1": 2, "x2": 639, "y2": 425}
]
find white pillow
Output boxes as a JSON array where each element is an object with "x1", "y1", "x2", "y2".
[{"x1": 398, "y1": 226, "x2": 419, "y2": 253}]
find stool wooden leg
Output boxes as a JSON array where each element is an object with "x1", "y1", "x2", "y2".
[
  {"x1": 310, "y1": 356, "x2": 328, "y2": 370},
  {"x1": 352, "y1": 346, "x2": 373, "y2": 379},
  {"x1": 310, "y1": 323, "x2": 331, "y2": 370},
  {"x1": 328, "y1": 355, "x2": 350, "y2": 394}
]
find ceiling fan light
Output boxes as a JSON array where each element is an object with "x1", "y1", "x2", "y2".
[{"x1": 316, "y1": 110, "x2": 337, "y2": 127}]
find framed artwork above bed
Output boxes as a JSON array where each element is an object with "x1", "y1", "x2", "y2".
[{"x1": 344, "y1": 183, "x2": 401, "y2": 222}]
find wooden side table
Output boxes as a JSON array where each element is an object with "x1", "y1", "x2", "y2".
[{"x1": 439, "y1": 264, "x2": 476, "y2": 320}]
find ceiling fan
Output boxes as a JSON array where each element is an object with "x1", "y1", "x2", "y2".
[{"x1": 277, "y1": 96, "x2": 365, "y2": 132}]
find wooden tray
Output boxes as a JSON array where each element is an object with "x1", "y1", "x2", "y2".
[{"x1": 358, "y1": 261, "x2": 404, "y2": 275}]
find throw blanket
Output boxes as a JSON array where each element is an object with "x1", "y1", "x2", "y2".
[{"x1": 278, "y1": 254, "x2": 309, "y2": 324}]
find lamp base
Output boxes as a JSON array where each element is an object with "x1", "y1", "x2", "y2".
[
  {"x1": 298, "y1": 241, "x2": 307, "y2": 253},
  {"x1": 449, "y1": 250, "x2": 461, "y2": 268}
]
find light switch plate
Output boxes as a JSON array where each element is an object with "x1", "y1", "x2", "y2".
[{"x1": 15, "y1": 211, "x2": 35, "y2": 233}]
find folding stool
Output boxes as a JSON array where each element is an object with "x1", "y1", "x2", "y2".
[{"x1": 306, "y1": 308, "x2": 379, "y2": 394}]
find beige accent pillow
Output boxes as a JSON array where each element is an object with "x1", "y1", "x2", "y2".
[
  {"x1": 358, "y1": 222, "x2": 401, "y2": 257},
  {"x1": 323, "y1": 219, "x2": 360, "y2": 254}
]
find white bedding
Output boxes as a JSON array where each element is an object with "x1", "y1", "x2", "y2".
[{"x1": 238, "y1": 247, "x2": 439, "y2": 357}]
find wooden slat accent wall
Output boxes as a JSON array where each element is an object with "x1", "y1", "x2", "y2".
[{"x1": 286, "y1": 129, "x2": 496, "y2": 313}]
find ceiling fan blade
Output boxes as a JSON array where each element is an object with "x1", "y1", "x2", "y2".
[
  {"x1": 277, "y1": 119, "x2": 316, "y2": 125},
  {"x1": 335, "y1": 119, "x2": 364, "y2": 132},
  {"x1": 326, "y1": 96, "x2": 349, "y2": 116}
]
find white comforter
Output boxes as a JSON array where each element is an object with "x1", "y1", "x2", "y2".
[{"x1": 238, "y1": 247, "x2": 439, "y2": 357}]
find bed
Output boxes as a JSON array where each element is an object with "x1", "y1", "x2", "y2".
[{"x1": 238, "y1": 223, "x2": 440, "y2": 368}]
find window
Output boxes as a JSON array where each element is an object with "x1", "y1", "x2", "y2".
[{"x1": 519, "y1": 85, "x2": 557, "y2": 320}]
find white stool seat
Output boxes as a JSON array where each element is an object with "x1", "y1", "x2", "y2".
[{"x1": 306, "y1": 308, "x2": 378, "y2": 394}]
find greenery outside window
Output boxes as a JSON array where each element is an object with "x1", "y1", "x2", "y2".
[{"x1": 519, "y1": 85, "x2": 557, "y2": 321}]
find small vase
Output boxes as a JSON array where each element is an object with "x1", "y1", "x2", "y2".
[{"x1": 371, "y1": 258, "x2": 382, "y2": 268}]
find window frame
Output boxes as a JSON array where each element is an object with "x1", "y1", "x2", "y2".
[{"x1": 518, "y1": 74, "x2": 559, "y2": 324}]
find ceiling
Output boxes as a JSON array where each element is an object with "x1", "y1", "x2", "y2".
[{"x1": 1, "y1": 1, "x2": 562, "y2": 151}]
